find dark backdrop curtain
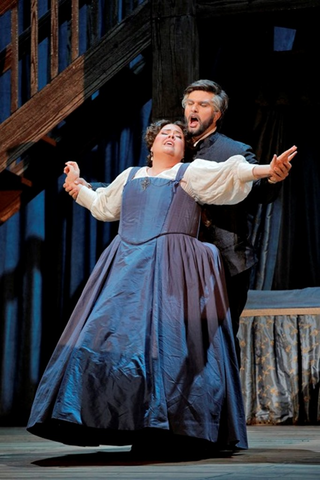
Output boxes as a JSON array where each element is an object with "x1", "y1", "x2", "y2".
[
  {"x1": 1, "y1": 4, "x2": 320, "y2": 426},
  {"x1": 250, "y1": 101, "x2": 320, "y2": 290},
  {"x1": 198, "y1": 8, "x2": 320, "y2": 290}
]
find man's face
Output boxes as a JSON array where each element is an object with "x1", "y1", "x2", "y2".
[{"x1": 184, "y1": 90, "x2": 219, "y2": 140}]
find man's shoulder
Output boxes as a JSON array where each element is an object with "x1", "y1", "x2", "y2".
[
  {"x1": 214, "y1": 132, "x2": 251, "y2": 151},
  {"x1": 199, "y1": 131, "x2": 257, "y2": 163}
]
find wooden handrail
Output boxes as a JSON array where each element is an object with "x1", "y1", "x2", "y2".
[
  {"x1": 0, "y1": 0, "x2": 17, "y2": 16},
  {"x1": 0, "y1": 1, "x2": 151, "y2": 174},
  {"x1": 0, "y1": 0, "x2": 144, "y2": 115}
]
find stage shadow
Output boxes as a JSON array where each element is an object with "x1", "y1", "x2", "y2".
[
  {"x1": 30, "y1": 447, "x2": 320, "y2": 467},
  {"x1": 32, "y1": 450, "x2": 163, "y2": 466},
  {"x1": 32, "y1": 448, "x2": 236, "y2": 467},
  {"x1": 227, "y1": 448, "x2": 320, "y2": 465}
]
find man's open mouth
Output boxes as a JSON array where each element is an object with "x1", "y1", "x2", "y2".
[{"x1": 188, "y1": 116, "x2": 199, "y2": 128}]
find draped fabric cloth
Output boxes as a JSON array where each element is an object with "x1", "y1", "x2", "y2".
[
  {"x1": 27, "y1": 164, "x2": 248, "y2": 450},
  {"x1": 249, "y1": 107, "x2": 289, "y2": 290},
  {"x1": 248, "y1": 98, "x2": 320, "y2": 290},
  {"x1": 239, "y1": 288, "x2": 320, "y2": 425}
]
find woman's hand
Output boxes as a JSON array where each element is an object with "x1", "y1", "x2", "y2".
[
  {"x1": 63, "y1": 180, "x2": 82, "y2": 200},
  {"x1": 64, "y1": 161, "x2": 80, "y2": 183},
  {"x1": 268, "y1": 145, "x2": 297, "y2": 184}
]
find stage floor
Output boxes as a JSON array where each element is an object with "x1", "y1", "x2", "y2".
[
  {"x1": 1, "y1": 425, "x2": 320, "y2": 479},
  {"x1": 0, "y1": 425, "x2": 320, "y2": 480}
]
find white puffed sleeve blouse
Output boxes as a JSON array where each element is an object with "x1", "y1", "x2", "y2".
[{"x1": 76, "y1": 155, "x2": 256, "y2": 222}]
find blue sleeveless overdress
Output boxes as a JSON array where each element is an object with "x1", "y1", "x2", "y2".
[{"x1": 27, "y1": 163, "x2": 248, "y2": 450}]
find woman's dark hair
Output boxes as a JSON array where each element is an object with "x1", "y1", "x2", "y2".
[{"x1": 144, "y1": 119, "x2": 194, "y2": 166}]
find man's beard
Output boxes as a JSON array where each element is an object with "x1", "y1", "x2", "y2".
[{"x1": 186, "y1": 114, "x2": 215, "y2": 138}]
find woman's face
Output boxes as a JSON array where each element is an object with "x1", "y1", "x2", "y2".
[{"x1": 151, "y1": 124, "x2": 185, "y2": 162}]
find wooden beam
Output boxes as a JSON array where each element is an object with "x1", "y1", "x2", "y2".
[
  {"x1": 0, "y1": 170, "x2": 32, "y2": 225},
  {"x1": 10, "y1": 3, "x2": 18, "y2": 113},
  {"x1": 0, "y1": 0, "x2": 17, "y2": 16},
  {"x1": 87, "y1": 0, "x2": 100, "y2": 49},
  {"x1": 151, "y1": 0, "x2": 199, "y2": 121},
  {"x1": 0, "y1": 192, "x2": 23, "y2": 225},
  {"x1": 0, "y1": 0, "x2": 151, "y2": 174},
  {"x1": 196, "y1": 0, "x2": 320, "y2": 18},
  {"x1": 30, "y1": 0, "x2": 38, "y2": 96},
  {"x1": 50, "y1": 0, "x2": 59, "y2": 80},
  {"x1": 71, "y1": 0, "x2": 79, "y2": 61}
]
